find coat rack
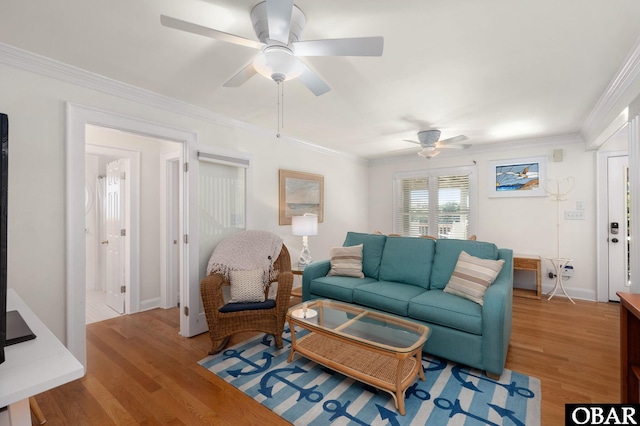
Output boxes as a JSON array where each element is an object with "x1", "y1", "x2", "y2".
[{"x1": 543, "y1": 177, "x2": 576, "y2": 303}]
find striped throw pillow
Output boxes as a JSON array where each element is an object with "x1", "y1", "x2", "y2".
[
  {"x1": 443, "y1": 251, "x2": 505, "y2": 305},
  {"x1": 327, "y1": 244, "x2": 364, "y2": 278}
]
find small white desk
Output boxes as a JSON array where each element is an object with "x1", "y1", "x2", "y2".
[{"x1": 0, "y1": 289, "x2": 84, "y2": 425}]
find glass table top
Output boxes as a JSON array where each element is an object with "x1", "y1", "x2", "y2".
[{"x1": 287, "y1": 299, "x2": 430, "y2": 353}]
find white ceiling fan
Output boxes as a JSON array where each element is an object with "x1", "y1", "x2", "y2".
[
  {"x1": 405, "y1": 130, "x2": 470, "y2": 159},
  {"x1": 160, "y1": 0, "x2": 384, "y2": 96}
]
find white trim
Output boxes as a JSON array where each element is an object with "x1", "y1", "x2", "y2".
[
  {"x1": 596, "y1": 150, "x2": 628, "y2": 302},
  {"x1": 160, "y1": 150, "x2": 181, "y2": 309},
  {"x1": 85, "y1": 144, "x2": 141, "y2": 315},
  {"x1": 630, "y1": 114, "x2": 640, "y2": 294},
  {"x1": 140, "y1": 297, "x2": 161, "y2": 312},
  {"x1": 582, "y1": 34, "x2": 640, "y2": 146},
  {"x1": 66, "y1": 103, "x2": 204, "y2": 368},
  {"x1": 0, "y1": 42, "x2": 362, "y2": 164}
]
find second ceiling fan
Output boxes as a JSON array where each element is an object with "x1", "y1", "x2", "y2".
[
  {"x1": 161, "y1": 0, "x2": 384, "y2": 96},
  {"x1": 405, "y1": 130, "x2": 470, "y2": 159}
]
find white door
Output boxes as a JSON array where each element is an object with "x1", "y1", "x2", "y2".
[
  {"x1": 105, "y1": 159, "x2": 126, "y2": 314},
  {"x1": 169, "y1": 159, "x2": 180, "y2": 307},
  {"x1": 608, "y1": 155, "x2": 630, "y2": 301}
]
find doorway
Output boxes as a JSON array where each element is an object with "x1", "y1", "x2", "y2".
[
  {"x1": 607, "y1": 155, "x2": 630, "y2": 300},
  {"x1": 597, "y1": 146, "x2": 631, "y2": 300},
  {"x1": 85, "y1": 151, "x2": 126, "y2": 324},
  {"x1": 84, "y1": 127, "x2": 184, "y2": 324}
]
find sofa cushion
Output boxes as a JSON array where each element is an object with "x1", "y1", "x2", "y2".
[
  {"x1": 430, "y1": 239, "x2": 499, "y2": 290},
  {"x1": 443, "y1": 251, "x2": 505, "y2": 305},
  {"x1": 378, "y1": 236, "x2": 435, "y2": 289},
  {"x1": 327, "y1": 244, "x2": 364, "y2": 278},
  {"x1": 353, "y1": 281, "x2": 426, "y2": 317},
  {"x1": 309, "y1": 276, "x2": 378, "y2": 303},
  {"x1": 409, "y1": 289, "x2": 482, "y2": 335},
  {"x1": 343, "y1": 232, "x2": 387, "y2": 279}
]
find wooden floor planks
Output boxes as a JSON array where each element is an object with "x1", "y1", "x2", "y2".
[{"x1": 32, "y1": 295, "x2": 620, "y2": 425}]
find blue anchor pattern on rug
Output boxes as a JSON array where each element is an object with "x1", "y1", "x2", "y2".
[
  {"x1": 259, "y1": 365, "x2": 324, "y2": 402},
  {"x1": 205, "y1": 326, "x2": 539, "y2": 425}
]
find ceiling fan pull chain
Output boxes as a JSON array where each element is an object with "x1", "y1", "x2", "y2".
[{"x1": 276, "y1": 81, "x2": 281, "y2": 138}]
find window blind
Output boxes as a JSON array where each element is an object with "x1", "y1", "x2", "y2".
[{"x1": 393, "y1": 168, "x2": 473, "y2": 238}]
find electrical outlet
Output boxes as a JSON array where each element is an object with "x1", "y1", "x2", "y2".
[{"x1": 565, "y1": 211, "x2": 585, "y2": 220}]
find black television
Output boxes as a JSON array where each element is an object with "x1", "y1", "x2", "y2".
[{"x1": 1, "y1": 112, "x2": 7, "y2": 364}]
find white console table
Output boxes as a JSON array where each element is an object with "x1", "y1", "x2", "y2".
[{"x1": 0, "y1": 289, "x2": 84, "y2": 425}]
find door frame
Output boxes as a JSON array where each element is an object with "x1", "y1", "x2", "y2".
[
  {"x1": 66, "y1": 103, "x2": 203, "y2": 368},
  {"x1": 596, "y1": 149, "x2": 629, "y2": 301},
  {"x1": 160, "y1": 150, "x2": 181, "y2": 309},
  {"x1": 86, "y1": 145, "x2": 139, "y2": 315}
]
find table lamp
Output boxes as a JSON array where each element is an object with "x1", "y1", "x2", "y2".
[{"x1": 291, "y1": 214, "x2": 318, "y2": 268}]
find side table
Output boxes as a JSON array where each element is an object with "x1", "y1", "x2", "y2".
[
  {"x1": 513, "y1": 254, "x2": 541, "y2": 299},
  {"x1": 291, "y1": 267, "x2": 303, "y2": 298},
  {"x1": 546, "y1": 257, "x2": 575, "y2": 304}
]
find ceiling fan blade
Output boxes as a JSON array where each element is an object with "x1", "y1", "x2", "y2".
[
  {"x1": 403, "y1": 139, "x2": 421, "y2": 145},
  {"x1": 160, "y1": 15, "x2": 263, "y2": 50},
  {"x1": 223, "y1": 63, "x2": 258, "y2": 87},
  {"x1": 266, "y1": 0, "x2": 294, "y2": 44},
  {"x1": 293, "y1": 37, "x2": 384, "y2": 57},
  {"x1": 426, "y1": 150, "x2": 441, "y2": 159},
  {"x1": 437, "y1": 135, "x2": 469, "y2": 145},
  {"x1": 298, "y1": 63, "x2": 331, "y2": 96},
  {"x1": 436, "y1": 143, "x2": 471, "y2": 150}
]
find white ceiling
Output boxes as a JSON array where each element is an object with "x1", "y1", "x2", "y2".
[{"x1": 2, "y1": 0, "x2": 640, "y2": 159}]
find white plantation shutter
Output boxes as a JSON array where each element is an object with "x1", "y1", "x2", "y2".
[
  {"x1": 394, "y1": 176, "x2": 430, "y2": 236},
  {"x1": 437, "y1": 175, "x2": 471, "y2": 239},
  {"x1": 393, "y1": 167, "x2": 476, "y2": 238}
]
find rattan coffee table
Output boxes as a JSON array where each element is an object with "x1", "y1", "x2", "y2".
[{"x1": 286, "y1": 299, "x2": 430, "y2": 415}]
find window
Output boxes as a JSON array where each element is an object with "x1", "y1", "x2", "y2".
[
  {"x1": 393, "y1": 166, "x2": 476, "y2": 238},
  {"x1": 198, "y1": 151, "x2": 250, "y2": 277}
]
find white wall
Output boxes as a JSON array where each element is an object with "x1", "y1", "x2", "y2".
[
  {"x1": 369, "y1": 137, "x2": 599, "y2": 300},
  {"x1": 0, "y1": 61, "x2": 369, "y2": 342}
]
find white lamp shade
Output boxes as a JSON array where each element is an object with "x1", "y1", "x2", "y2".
[{"x1": 291, "y1": 214, "x2": 318, "y2": 236}]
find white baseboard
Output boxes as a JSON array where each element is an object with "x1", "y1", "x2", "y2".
[{"x1": 139, "y1": 297, "x2": 161, "y2": 312}]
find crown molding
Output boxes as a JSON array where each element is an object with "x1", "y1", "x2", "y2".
[
  {"x1": 581, "y1": 34, "x2": 640, "y2": 147},
  {"x1": 0, "y1": 42, "x2": 364, "y2": 164}
]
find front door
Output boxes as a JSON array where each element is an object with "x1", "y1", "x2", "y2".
[
  {"x1": 105, "y1": 159, "x2": 126, "y2": 314},
  {"x1": 608, "y1": 155, "x2": 630, "y2": 301}
]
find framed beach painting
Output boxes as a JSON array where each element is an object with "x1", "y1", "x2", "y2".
[
  {"x1": 279, "y1": 170, "x2": 324, "y2": 225},
  {"x1": 488, "y1": 156, "x2": 547, "y2": 198}
]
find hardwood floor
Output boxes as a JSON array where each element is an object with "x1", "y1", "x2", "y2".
[{"x1": 33, "y1": 295, "x2": 620, "y2": 425}]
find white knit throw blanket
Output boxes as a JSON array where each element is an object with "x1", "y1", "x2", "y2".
[{"x1": 206, "y1": 230, "x2": 283, "y2": 284}]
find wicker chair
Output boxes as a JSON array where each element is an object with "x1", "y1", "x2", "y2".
[{"x1": 200, "y1": 244, "x2": 293, "y2": 354}]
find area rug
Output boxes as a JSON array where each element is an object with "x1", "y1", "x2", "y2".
[{"x1": 199, "y1": 327, "x2": 540, "y2": 425}]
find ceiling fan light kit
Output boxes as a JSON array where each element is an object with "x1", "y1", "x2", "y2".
[
  {"x1": 252, "y1": 45, "x2": 303, "y2": 83},
  {"x1": 406, "y1": 129, "x2": 470, "y2": 159}
]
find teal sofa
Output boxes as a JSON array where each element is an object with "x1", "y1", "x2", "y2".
[{"x1": 302, "y1": 232, "x2": 513, "y2": 377}]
